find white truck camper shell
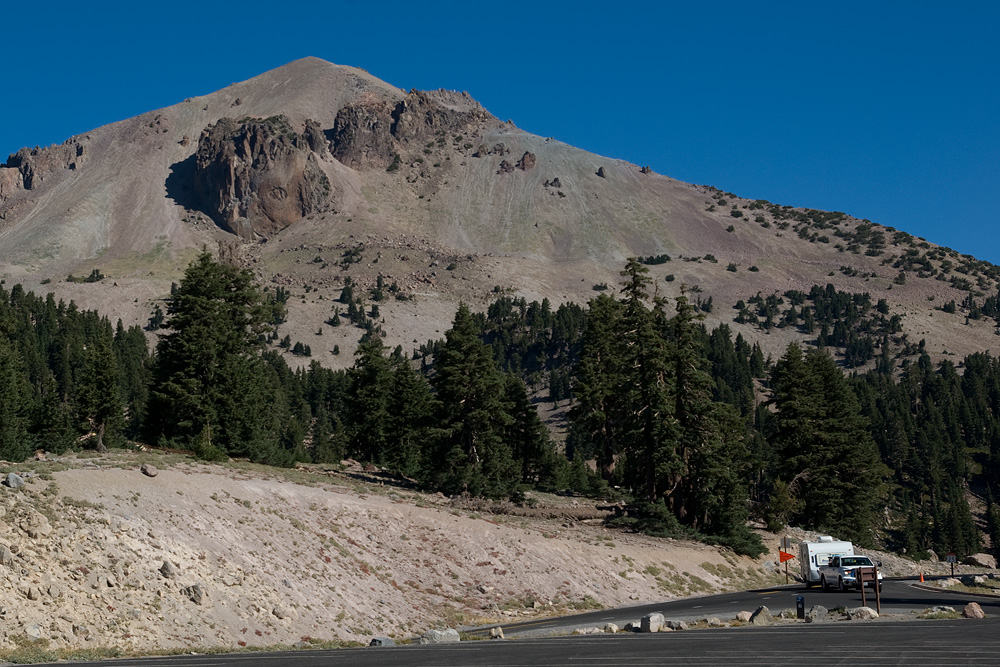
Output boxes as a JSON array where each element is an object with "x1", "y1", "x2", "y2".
[{"x1": 799, "y1": 536, "x2": 855, "y2": 588}]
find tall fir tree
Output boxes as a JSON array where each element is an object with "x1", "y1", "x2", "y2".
[
  {"x1": 0, "y1": 337, "x2": 32, "y2": 461},
  {"x1": 76, "y1": 319, "x2": 122, "y2": 451},
  {"x1": 345, "y1": 333, "x2": 392, "y2": 464},
  {"x1": 570, "y1": 293, "x2": 626, "y2": 480},
  {"x1": 425, "y1": 304, "x2": 519, "y2": 498},
  {"x1": 770, "y1": 344, "x2": 887, "y2": 544},
  {"x1": 385, "y1": 356, "x2": 434, "y2": 477},
  {"x1": 146, "y1": 251, "x2": 288, "y2": 462},
  {"x1": 616, "y1": 260, "x2": 676, "y2": 503}
]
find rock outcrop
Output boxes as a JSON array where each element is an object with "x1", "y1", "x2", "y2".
[
  {"x1": 391, "y1": 89, "x2": 492, "y2": 143},
  {"x1": 515, "y1": 152, "x2": 536, "y2": 171},
  {"x1": 194, "y1": 115, "x2": 331, "y2": 239},
  {"x1": 3, "y1": 140, "x2": 87, "y2": 192},
  {"x1": 329, "y1": 89, "x2": 495, "y2": 171},
  {"x1": 328, "y1": 96, "x2": 397, "y2": 169}
]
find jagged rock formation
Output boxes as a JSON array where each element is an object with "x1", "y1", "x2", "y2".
[
  {"x1": 329, "y1": 89, "x2": 495, "y2": 170},
  {"x1": 516, "y1": 151, "x2": 536, "y2": 171},
  {"x1": 391, "y1": 89, "x2": 493, "y2": 142},
  {"x1": 194, "y1": 115, "x2": 331, "y2": 238},
  {"x1": 3, "y1": 141, "x2": 87, "y2": 191},
  {"x1": 328, "y1": 95, "x2": 397, "y2": 169},
  {"x1": 0, "y1": 140, "x2": 88, "y2": 219}
]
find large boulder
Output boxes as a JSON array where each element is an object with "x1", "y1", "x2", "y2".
[
  {"x1": 181, "y1": 583, "x2": 205, "y2": 605},
  {"x1": 963, "y1": 602, "x2": 986, "y2": 619},
  {"x1": 516, "y1": 152, "x2": 537, "y2": 171},
  {"x1": 19, "y1": 511, "x2": 52, "y2": 538},
  {"x1": 963, "y1": 553, "x2": 997, "y2": 568},
  {"x1": 805, "y1": 605, "x2": 829, "y2": 623},
  {"x1": 847, "y1": 606, "x2": 879, "y2": 620},
  {"x1": 419, "y1": 628, "x2": 460, "y2": 644},
  {"x1": 3, "y1": 472, "x2": 24, "y2": 489},
  {"x1": 749, "y1": 606, "x2": 774, "y2": 626},
  {"x1": 195, "y1": 115, "x2": 331, "y2": 239},
  {"x1": 640, "y1": 612, "x2": 665, "y2": 633},
  {"x1": 160, "y1": 561, "x2": 179, "y2": 580}
]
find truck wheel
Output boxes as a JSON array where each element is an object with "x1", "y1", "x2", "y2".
[
  {"x1": 820, "y1": 576, "x2": 828, "y2": 591},
  {"x1": 804, "y1": 579, "x2": 813, "y2": 589},
  {"x1": 838, "y1": 577, "x2": 846, "y2": 592}
]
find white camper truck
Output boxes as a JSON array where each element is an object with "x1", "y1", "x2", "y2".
[{"x1": 799, "y1": 536, "x2": 854, "y2": 588}]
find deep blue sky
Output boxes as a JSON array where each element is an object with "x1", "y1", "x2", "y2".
[{"x1": 5, "y1": 1, "x2": 998, "y2": 263}]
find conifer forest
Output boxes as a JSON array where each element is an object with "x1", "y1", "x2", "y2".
[{"x1": 3, "y1": 252, "x2": 1000, "y2": 560}]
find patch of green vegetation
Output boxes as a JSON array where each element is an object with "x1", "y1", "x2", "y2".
[
  {"x1": 568, "y1": 595, "x2": 602, "y2": 610},
  {"x1": 66, "y1": 268, "x2": 105, "y2": 284},
  {"x1": 917, "y1": 609, "x2": 961, "y2": 620}
]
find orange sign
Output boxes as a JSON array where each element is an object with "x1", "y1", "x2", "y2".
[{"x1": 779, "y1": 550, "x2": 795, "y2": 563}]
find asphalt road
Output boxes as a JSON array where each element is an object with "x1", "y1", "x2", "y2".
[
  {"x1": 474, "y1": 576, "x2": 1000, "y2": 637},
  {"x1": 36, "y1": 578, "x2": 1000, "y2": 667}
]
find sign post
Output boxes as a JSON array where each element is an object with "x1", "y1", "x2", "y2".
[
  {"x1": 947, "y1": 552, "x2": 957, "y2": 578},
  {"x1": 857, "y1": 566, "x2": 881, "y2": 614},
  {"x1": 779, "y1": 536, "x2": 796, "y2": 585}
]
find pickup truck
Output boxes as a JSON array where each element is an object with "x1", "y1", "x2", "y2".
[{"x1": 819, "y1": 555, "x2": 883, "y2": 592}]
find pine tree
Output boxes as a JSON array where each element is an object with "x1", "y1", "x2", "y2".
[
  {"x1": 670, "y1": 293, "x2": 759, "y2": 553},
  {"x1": 503, "y1": 372, "x2": 560, "y2": 487},
  {"x1": 385, "y1": 357, "x2": 434, "y2": 477},
  {"x1": 616, "y1": 260, "x2": 676, "y2": 502},
  {"x1": 570, "y1": 293, "x2": 626, "y2": 480},
  {"x1": 146, "y1": 251, "x2": 286, "y2": 461},
  {"x1": 0, "y1": 338, "x2": 32, "y2": 461},
  {"x1": 769, "y1": 345, "x2": 887, "y2": 544},
  {"x1": 113, "y1": 321, "x2": 151, "y2": 438},
  {"x1": 76, "y1": 320, "x2": 122, "y2": 452},
  {"x1": 425, "y1": 304, "x2": 519, "y2": 498},
  {"x1": 346, "y1": 334, "x2": 392, "y2": 464}
]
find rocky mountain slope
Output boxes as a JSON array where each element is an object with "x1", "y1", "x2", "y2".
[{"x1": 2, "y1": 56, "x2": 997, "y2": 368}]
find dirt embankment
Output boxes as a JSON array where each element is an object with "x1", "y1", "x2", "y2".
[{"x1": 0, "y1": 450, "x2": 791, "y2": 656}]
